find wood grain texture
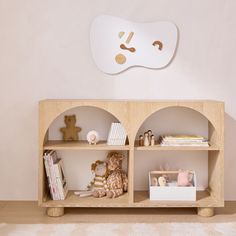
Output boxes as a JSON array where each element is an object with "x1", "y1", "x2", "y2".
[
  {"x1": 197, "y1": 207, "x2": 214, "y2": 217},
  {"x1": 1, "y1": 201, "x2": 236, "y2": 224},
  {"x1": 133, "y1": 191, "x2": 219, "y2": 207},
  {"x1": 42, "y1": 191, "x2": 129, "y2": 208},
  {"x1": 135, "y1": 143, "x2": 220, "y2": 151},
  {"x1": 39, "y1": 100, "x2": 224, "y2": 216},
  {"x1": 44, "y1": 140, "x2": 130, "y2": 150},
  {"x1": 47, "y1": 207, "x2": 64, "y2": 217}
]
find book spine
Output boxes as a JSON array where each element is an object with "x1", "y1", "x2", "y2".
[
  {"x1": 53, "y1": 163, "x2": 63, "y2": 200},
  {"x1": 43, "y1": 154, "x2": 54, "y2": 200},
  {"x1": 45, "y1": 153, "x2": 57, "y2": 200},
  {"x1": 48, "y1": 151, "x2": 60, "y2": 200},
  {"x1": 107, "y1": 123, "x2": 114, "y2": 145},
  {"x1": 120, "y1": 124, "x2": 126, "y2": 145},
  {"x1": 113, "y1": 123, "x2": 118, "y2": 145},
  {"x1": 115, "y1": 123, "x2": 120, "y2": 145}
]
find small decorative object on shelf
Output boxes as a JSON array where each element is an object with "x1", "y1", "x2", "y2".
[
  {"x1": 139, "y1": 129, "x2": 155, "y2": 146},
  {"x1": 158, "y1": 176, "x2": 167, "y2": 186},
  {"x1": 159, "y1": 163, "x2": 170, "y2": 183},
  {"x1": 150, "y1": 135, "x2": 155, "y2": 146},
  {"x1": 177, "y1": 170, "x2": 193, "y2": 187},
  {"x1": 74, "y1": 190, "x2": 93, "y2": 197},
  {"x1": 107, "y1": 122, "x2": 127, "y2": 145},
  {"x1": 149, "y1": 170, "x2": 196, "y2": 201},
  {"x1": 144, "y1": 132, "x2": 149, "y2": 146},
  {"x1": 60, "y1": 115, "x2": 81, "y2": 141},
  {"x1": 87, "y1": 130, "x2": 100, "y2": 145},
  {"x1": 147, "y1": 130, "x2": 152, "y2": 144},
  {"x1": 151, "y1": 177, "x2": 158, "y2": 186},
  {"x1": 138, "y1": 135, "x2": 144, "y2": 146},
  {"x1": 87, "y1": 160, "x2": 108, "y2": 198}
]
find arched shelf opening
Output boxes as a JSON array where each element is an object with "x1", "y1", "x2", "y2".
[
  {"x1": 133, "y1": 106, "x2": 218, "y2": 198},
  {"x1": 43, "y1": 105, "x2": 129, "y2": 150},
  {"x1": 134, "y1": 106, "x2": 218, "y2": 150},
  {"x1": 41, "y1": 105, "x2": 130, "y2": 196}
]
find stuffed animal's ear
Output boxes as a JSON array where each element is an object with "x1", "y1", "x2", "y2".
[
  {"x1": 119, "y1": 154, "x2": 124, "y2": 161},
  {"x1": 91, "y1": 163, "x2": 96, "y2": 171},
  {"x1": 96, "y1": 160, "x2": 102, "y2": 165}
]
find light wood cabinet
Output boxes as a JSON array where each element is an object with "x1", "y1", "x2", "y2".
[{"x1": 39, "y1": 100, "x2": 224, "y2": 217}]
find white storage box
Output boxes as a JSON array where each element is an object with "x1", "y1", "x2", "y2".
[{"x1": 149, "y1": 171, "x2": 196, "y2": 201}]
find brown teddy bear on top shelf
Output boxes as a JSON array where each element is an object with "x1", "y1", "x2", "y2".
[{"x1": 60, "y1": 115, "x2": 81, "y2": 141}]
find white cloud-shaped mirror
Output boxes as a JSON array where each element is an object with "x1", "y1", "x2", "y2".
[{"x1": 90, "y1": 15, "x2": 178, "y2": 74}]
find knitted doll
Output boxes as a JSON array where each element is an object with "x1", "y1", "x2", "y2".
[{"x1": 88, "y1": 160, "x2": 108, "y2": 198}]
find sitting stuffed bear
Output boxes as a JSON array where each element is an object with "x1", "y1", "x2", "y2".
[
  {"x1": 105, "y1": 152, "x2": 128, "y2": 198},
  {"x1": 60, "y1": 115, "x2": 81, "y2": 141}
]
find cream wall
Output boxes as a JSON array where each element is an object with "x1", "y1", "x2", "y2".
[{"x1": 0, "y1": 0, "x2": 235, "y2": 200}]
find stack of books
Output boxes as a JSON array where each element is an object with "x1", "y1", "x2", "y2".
[
  {"x1": 44, "y1": 150, "x2": 68, "y2": 200},
  {"x1": 107, "y1": 122, "x2": 127, "y2": 145},
  {"x1": 159, "y1": 135, "x2": 209, "y2": 147}
]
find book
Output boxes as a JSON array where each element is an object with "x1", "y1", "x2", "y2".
[
  {"x1": 107, "y1": 122, "x2": 127, "y2": 145},
  {"x1": 44, "y1": 151, "x2": 60, "y2": 200},
  {"x1": 107, "y1": 123, "x2": 115, "y2": 145},
  {"x1": 159, "y1": 135, "x2": 209, "y2": 147},
  {"x1": 43, "y1": 150, "x2": 68, "y2": 200},
  {"x1": 54, "y1": 159, "x2": 68, "y2": 200},
  {"x1": 43, "y1": 151, "x2": 55, "y2": 200}
]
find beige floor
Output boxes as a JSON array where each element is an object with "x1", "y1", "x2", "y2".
[{"x1": 0, "y1": 201, "x2": 236, "y2": 224}]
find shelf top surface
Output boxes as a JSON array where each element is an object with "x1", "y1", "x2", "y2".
[
  {"x1": 39, "y1": 99, "x2": 224, "y2": 104},
  {"x1": 43, "y1": 140, "x2": 130, "y2": 150},
  {"x1": 134, "y1": 143, "x2": 220, "y2": 151},
  {"x1": 43, "y1": 140, "x2": 220, "y2": 151},
  {"x1": 41, "y1": 190, "x2": 221, "y2": 208}
]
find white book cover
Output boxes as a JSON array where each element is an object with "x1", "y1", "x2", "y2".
[
  {"x1": 44, "y1": 152, "x2": 56, "y2": 200},
  {"x1": 117, "y1": 123, "x2": 123, "y2": 145},
  {"x1": 107, "y1": 123, "x2": 113, "y2": 145},
  {"x1": 107, "y1": 123, "x2": 115, "y2": 145},
  {"x1": 44, "y1": 151, "x2": 58, "y2": 200},
  {"x1": 112, "y1": 123, "x2": 118, "y2": 145},
  {"x1": 54, "y1": 159, "x2": 68, "y2": 200},
  {"x1": 47, "y1": 151, "x2": 60, "y2": 200},
  {"x1": 115, "y1": 123, "x2": 120, "y2": 145},
  {"x1": 120, "y1": 124, "x2": 126, "y2": 145},
  {"x1": 43, "y1": 152, "x2": 54, "y2": 200},
  {"x1": 117, "y1": 123, "x2": 126, "y2": 145}
]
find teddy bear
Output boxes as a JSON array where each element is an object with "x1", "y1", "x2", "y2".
[
  {"x1": 105, "y1": 152, "x2": 128, "y2": 198},
  {"x1": 88, "y1": 160, "x2": 108, "y2": 198},
  {"x1": 60, "y1": 115, "x2": 81, "y2": 141}
]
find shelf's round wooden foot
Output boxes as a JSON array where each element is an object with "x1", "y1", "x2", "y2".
[
  {"x1": 47, "y1": 207, "x2": 64, "y2": 217},
  {"x1": 197, "y1": 207, "x2": 214, "y2": 217}
]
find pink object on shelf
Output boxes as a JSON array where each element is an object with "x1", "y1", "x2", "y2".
[{"x1": 177, "y1": 171, "x2": 193, "y2": 187}]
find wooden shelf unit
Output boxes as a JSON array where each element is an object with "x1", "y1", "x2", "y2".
[{"x1": 39, "y1": 100, "x2": 224, "y2": 217}]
